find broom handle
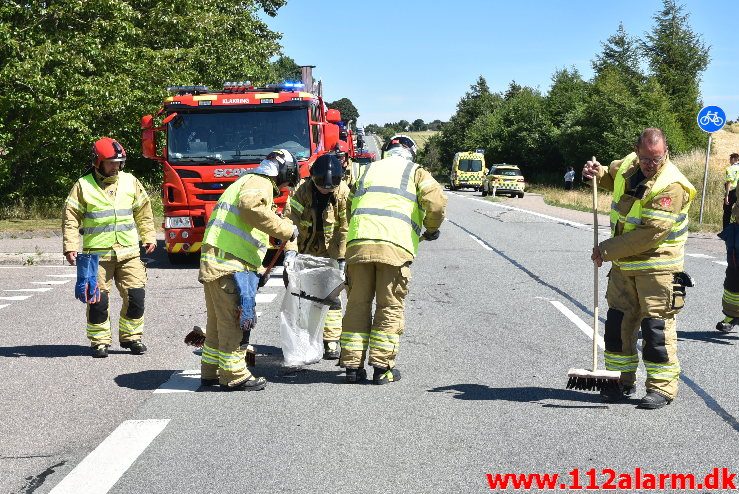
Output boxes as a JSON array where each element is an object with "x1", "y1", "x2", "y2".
[
  {"x1": 592, "y1": 157, "x2": 599, "y2": 372},
  {"x1": 263, "y1": 242, "x2": 287, "y2": 279}
]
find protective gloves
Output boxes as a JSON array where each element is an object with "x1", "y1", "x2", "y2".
[
  {"x1": 75, "y1": 253, "x2": 101, "y2": 304},
  {"x1": 233, "y1": 270, "x2": 260, "y2": 350}
]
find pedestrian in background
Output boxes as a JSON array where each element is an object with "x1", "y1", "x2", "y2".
[
  {"x1": 723, "y1": 153, "x2": 739, "y2": 229},
  {"x1": 583, "y1": 128, "x2": 696, "y2": 409},
  {"x1": 564, "y1": 166, "x2": 575, "y2": 190}
]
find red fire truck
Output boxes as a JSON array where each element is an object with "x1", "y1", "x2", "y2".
[{"x1": 141, "y1": 68, "x2": 349, "y2": 264}]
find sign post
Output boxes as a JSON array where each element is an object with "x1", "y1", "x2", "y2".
[{"x1": 696, "y1": 105, "x2": 726, "y2": 224}]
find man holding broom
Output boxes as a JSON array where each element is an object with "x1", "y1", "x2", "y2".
[{"x1": 582, "y1": 128, "x2": 696, "y2": 409}]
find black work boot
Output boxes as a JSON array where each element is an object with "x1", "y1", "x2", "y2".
[
  {"x1": 121, "y1": 341, "x2": 147, "y2": 355},
  {"x1": 345, "y1": 367, "x2": 367, "y2": 383},
  {"x1": 323, "y1": 341, "x2": 340, "y2": 360},
  {"x1": 637, "y1": 390, "x2": 672, "y2": 409},
  {"x1": 599, "y1": 382, "x2": 634, "y2": 403},
  {"x1": 220, "y1": 376, "x2": 267, "y2": 392},
  {"x1": 91, "y1": 344, "x2": 109, "y2": 359},
  {"x1": 373, "y1": 367, "x2": 401, "y2": 385},
  {"x1": 716, "y1": 316, "x2": 739, "y2": 333}
]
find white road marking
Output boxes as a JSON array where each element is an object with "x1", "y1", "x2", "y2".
[
  {"x1": 31, "y1": 280, "x2": 71, "y2": 285},
  {"x1": 272, "y1": 266, "x2": 284, "y2": 275},
  {"x1": 467, "y1": 233, "x2": 493, "y2": 251},
  {"x1": 257, "y1": 311, "x2": 263, "y2": 317},
  {"x1": 549, "y1": 300, "x2": 604, "y2": 350},
  {"x1": 256, "y1": 293, "x2": 277, "y2": 304},
  {"x1": 453, "y1": 193, "x2": 590, "y2": 228},
  {"x1": 154, "y1": 370, "x2": 201, "y2": 394},
  {"x1": 715, "y1": 261, "x2": 729, "y2": 266},
  {"x1": 48, "y1": 419, "x2": 170, "y2": 494},
  {"x1": 265, "y1": 277, "x2": 284, "y2": 287},
  {"x1": 4, "y1": 288, "x2": 53, "y2": 292},
  {"x1": 0, "y1": 304, "x2": 8, "y2": 310},
  {"x1": 686, "y1": 253, "x2": 714, "y2": 259},
  {"x1": 0, "y1": 295, "x2": 32, "y2": 301},
  {"x1": 47, "y1": 273, "x2": 78, "y2": 278}
]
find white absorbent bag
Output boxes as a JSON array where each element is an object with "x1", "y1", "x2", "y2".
[{"x1": 279, "y1": 254, "x2": 344, "y2": 367}]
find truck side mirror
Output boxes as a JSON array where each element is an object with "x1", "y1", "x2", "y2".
[{"x1": 324, "y1": 123, "x2": 339, "y2": 151}]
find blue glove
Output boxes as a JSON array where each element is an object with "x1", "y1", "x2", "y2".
[
  {"x1": 233, "y1": 270, "x2": 259, "y2": 333},
  {"x1": 75, "y1": 253, "x2": 100, "y2": 304}
]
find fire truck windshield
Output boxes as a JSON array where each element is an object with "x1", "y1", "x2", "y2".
[{"x1": 167, "y1": 108, "x2": 310, "y2": 164}]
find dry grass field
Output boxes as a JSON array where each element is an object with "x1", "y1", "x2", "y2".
[
  {"x1": 404, "y1": 130, "x2": 438, "y2": 150},
  {"x1": 533, "y1": 127, "x2": 739, "y2": 232}
]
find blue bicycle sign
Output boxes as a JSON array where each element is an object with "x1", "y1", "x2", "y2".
[{"x1": 697, "y1": 105, "x2": 726, "y2": 133}]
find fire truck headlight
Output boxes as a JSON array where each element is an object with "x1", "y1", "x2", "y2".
[{"x1": 165, "y1": 216, "x2": 192, "y2": 229}]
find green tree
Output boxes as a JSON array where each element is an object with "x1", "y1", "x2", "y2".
[
  {"x1": 545, "y1": 68, "x2": 591, "y2": 167},
  {"x1": 0, "y1": 0, "x2": 286, "y2": 201},
  {"x1": 410, "y1": 119, "x2": 427, "y2": 131},
  {"x1": 327, "y1": 98, "x2": 359, "y2": 126},
  {"x1": 592, "y1": 22, "x2": 644, "y2": 87},
  {"x1": 271, "y1": 55, "x2": 302, "y2": 81},
  {"x1": 644, "y1": 0, "x2": 709, "y2": 147},
  {"x1": 436, "y1": 76, "x2": 500, "y2": 167}
]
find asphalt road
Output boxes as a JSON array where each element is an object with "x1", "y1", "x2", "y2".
[{"x1": 2, "y1": 189, "x2": 738, "y2": 493}]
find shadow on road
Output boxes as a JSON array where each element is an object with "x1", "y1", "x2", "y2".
[
  {"x1": 115, "y1": 369, "x2": 180, "y2": 390},
  {"x1": 0, "y1": 344, "x2": 127, "y2": 358},
  {"x1": 428, "y1": 384, "x2": 607, "y2": 406},
  {"x1": 678, "y1": 330, "x2": 738, "y2": 345}
]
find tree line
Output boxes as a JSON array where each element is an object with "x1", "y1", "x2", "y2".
[
  {"x1": 0, "y1": 0, "x2": 290, "y2": 203},
  {"x1": 418, "y1": 0, "x2": 710, "y2": 182}
]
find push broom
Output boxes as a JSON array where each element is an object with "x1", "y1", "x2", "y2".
[{"x1": 566, "y1": 158, "x2": 621, "y2": 391}]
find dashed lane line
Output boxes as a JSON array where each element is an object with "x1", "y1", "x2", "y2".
[
  {"x1": 549, "y1": 300, "x2": 605, "y2": 350},
  {"x1": 264, "y1": 277, "x2": 284, "y2": 287},
  {"x1": 31, "y1": 280, "x2": 71, "y2": 285},
  {"x1": 468, "y1": 233, "x2": 492, "y2": 251},
  {"x1": 4, "y1": 287, "x2": 53, "y2": 292},
  {"x1": 256, "y1": 293, "x2": 278, "y2": 304},
  {"x1": 48, "y1": 419, "x2": 170, "y2": 494},
  {"x1": 715, "y1": 261, "x2": 729, "y2": 266},
  {"x1": 154, "y1": 370, "x2": 201, "y2": 394},
  {"x1": 0, "y1": 304, "x2": 8, "y2": 310},
  {"x1": 0, "y1": 295, "x2": 32, "y2": 301},
  {"x1": 687, "y1": 253, "x2": 715, "y2": 259},
  {"x1": 47, "y1": 273, "x2": 77, "y2": 278}
]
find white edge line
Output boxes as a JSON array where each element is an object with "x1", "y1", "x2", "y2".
[
  {"x1": 453, "y1": 192, "x2": 590, "y2": 229},
  {"x1": 49, "y1": 419, "x2": 170, "y2": 494},
  {"x1": 4, "y1": 288, "x2": 53, "y2": 292},
  {"x1": 31, "y1": 280, "x2": 70, "y2": 285},
  {"x1": 0, "y1": 304, "x2": 8, "y2": 309},
  {"x1": 549, "y1": 300, "x2": 604, "y2": 350},
  {"x1": 714, "y1": 260, "x2": 729, "y2": 266},
  {"x1": 0, "y1": 295, "x2": 32, "y2": 301},
  {"x1": 686, "y1": 253, "x2": 714, "y2": 259}
]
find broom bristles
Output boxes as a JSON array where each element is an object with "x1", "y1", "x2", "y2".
[{"x1": 567, "y1": 368, "x2": 621, "y2": 391}]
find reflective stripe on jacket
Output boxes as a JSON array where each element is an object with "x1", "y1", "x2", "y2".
[
  {"x1": 348, "y1": 156, "x2": 425, "y2": 257},
  {"x1": 202, "y1": 174, "x2": 270, "y2": 268},
  {"x1": 610, "y1": 154, "x2": 696, "y2": 272},
  {"x1": 79, "y1": 172, "x2": 138, "y2": 249}
]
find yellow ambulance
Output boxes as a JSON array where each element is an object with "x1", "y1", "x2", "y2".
[{"x1": 450, "y1": 151, "x2": 486, "y2": 191}]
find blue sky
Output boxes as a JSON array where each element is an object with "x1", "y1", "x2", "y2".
[{"x1": 264, "y1": 0, "x2": 738, "y2": 127}]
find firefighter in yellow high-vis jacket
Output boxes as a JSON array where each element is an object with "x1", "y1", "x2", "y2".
[
  {"x1": 63, "y1": 137, "x2": 157, "y2": 358},
  {"x1": 583, "y1": 128, "x2": 696, "y2": 409},
  {"x1": 339, "y1": 135, "x2": 447, "y2": 384},
  {"x1": 199, "y1": 149, "x2": 298, "y2": 391},
  {"x1": 283, "y1": 152, "x2": 349, "y2": 359}
]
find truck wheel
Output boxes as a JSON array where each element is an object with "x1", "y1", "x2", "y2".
[{"x1": 518, "y1": 192, "x2": 525, "y2": 198}]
